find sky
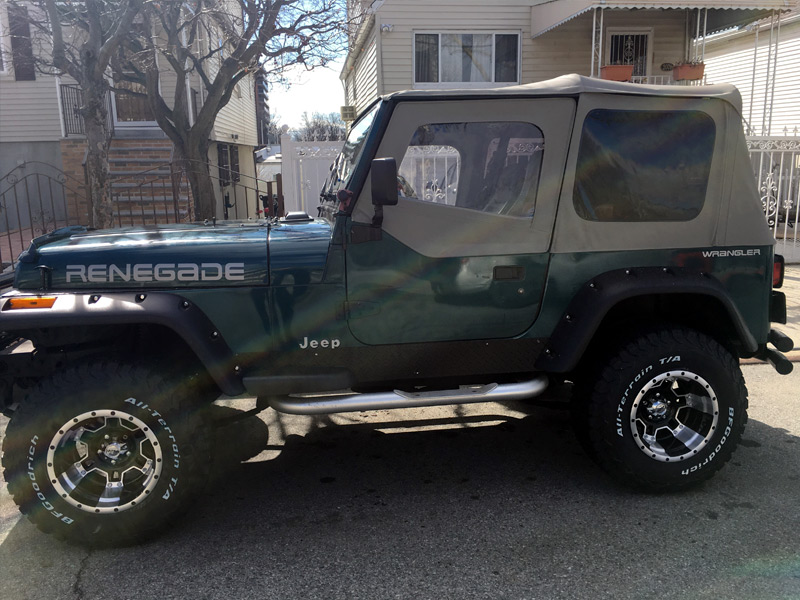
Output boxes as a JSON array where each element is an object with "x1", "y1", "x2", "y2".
[{"x1": 268, "y1": 60, "x2": 347, "y2": 130}]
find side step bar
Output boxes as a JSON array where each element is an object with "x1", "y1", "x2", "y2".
[{"x1": 266, "y1": 376, "x2": 549, "y2": 415}]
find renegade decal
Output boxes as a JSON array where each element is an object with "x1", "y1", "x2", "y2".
[
  {"x1": 702, "y1": 249, "x2": 761, "y2": 258},
  {"x1": 65, "y1": 263, "x2": 246, "y2": 283}
]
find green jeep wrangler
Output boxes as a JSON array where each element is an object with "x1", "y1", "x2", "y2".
[{"x1": 0, "y1": 74, "x2": 793, "y2": 546}]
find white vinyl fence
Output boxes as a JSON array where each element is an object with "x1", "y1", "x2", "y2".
[{"x1": 280, "y1": 135, "x2": 343, "y2": 215}]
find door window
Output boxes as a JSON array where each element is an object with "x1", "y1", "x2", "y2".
[{"x1": 397, "y1": 121, "x2": 544, "y2": 218}]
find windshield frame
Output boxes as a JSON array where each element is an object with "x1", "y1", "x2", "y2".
[{"x1": 320, "y1": 100, "x2": 384, "y2": 203}]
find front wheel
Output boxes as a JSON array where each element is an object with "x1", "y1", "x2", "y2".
[
  {"x1": 2, "y1": 362, "x2": 210, "y2": 546},
  {"x1": 580, "y1": 327, "x2": 748, "y2": 491}
]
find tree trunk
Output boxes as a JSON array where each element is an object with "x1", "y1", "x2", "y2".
[
  {"x1": 180, "y1": 139, "x2": 216, "y2": 221},
  {"x1": 82, "y1": 90, "x2": 113, "y2": 229}
]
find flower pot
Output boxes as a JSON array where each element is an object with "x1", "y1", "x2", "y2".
[
  {"x1": 600, "y1": 64, "x2": 634, "y2": 82},
  {"x1": 672, "y1": 63, "x2": 705, "y2": 81}
]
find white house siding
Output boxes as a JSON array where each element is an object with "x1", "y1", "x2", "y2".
[
  {"x1": 0, "y1": 1, "x2": 62, "y2": 144},
  {"x1": 0, "y1": 70, "x2": 62, "y2": 144},
  {"x1": 157, "y1": 63, "x2": 179, "y2": 113},
  {"x1": 351, "y1": 1, "x2": 692, "y2": 102},
  {"x1": 704, "y1": 19, "x2": 800, "y2": 135},
  {"x1": 354, "y1": 30, "x2": 379, "y2": 113},
  {"x1": 343, "y1": 24, "x2": 379, "y2": 114},
  {"x1": 212, "y1": 73, "x2": 258, "y2": 148},
  {"x1": 375, "y1": 0, "x2": 535, "y2": 94}
]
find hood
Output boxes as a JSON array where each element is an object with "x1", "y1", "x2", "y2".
[
  {"x1": 14, "y1": 224, "x2": 266, "y2": 291},
  {"x1": 15, "y1": 221, "x2": 333, "y2": 291}
]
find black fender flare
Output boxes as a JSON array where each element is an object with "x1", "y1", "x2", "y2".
[
  {"x1": 534, "y1": 267, "x2": 758, "y2": 373},
  {"x1": 0, "y1": 291, "x2": 244, "y2": 396}
]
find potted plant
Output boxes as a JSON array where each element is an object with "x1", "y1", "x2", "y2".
[
  {"x1": 600, "y1": 63, "x2": 634, "y2": 82},
  {"x1": 672, "y1": 60, "x2": 705, "y2": 81}
]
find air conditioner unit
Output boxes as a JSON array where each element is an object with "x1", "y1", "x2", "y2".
[{"x1": 340, "y1": 105, "x2": 357, "y2": 122}]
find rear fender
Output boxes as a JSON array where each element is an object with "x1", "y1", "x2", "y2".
[{"x1": 535, "y1": 267, "x2": 758, "y2": 372}]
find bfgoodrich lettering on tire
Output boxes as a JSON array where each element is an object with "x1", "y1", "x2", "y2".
[
  {"x1": 1, "y1": 362, "x2": 209, "y2": 546},
  {"x1": 585, "y1": 327, "x2": 748, "y2": 491}
]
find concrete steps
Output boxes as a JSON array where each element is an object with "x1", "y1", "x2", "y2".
[{"x1": 106, "y1": 139, "x2": 192, "y2": 222}]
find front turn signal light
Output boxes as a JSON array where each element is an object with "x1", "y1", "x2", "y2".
[{"x1": 4, "y1": 297, "x2": 57, "y2": 310}]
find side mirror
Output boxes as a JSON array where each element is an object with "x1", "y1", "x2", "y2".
[{"x1": 371, "y1": 158, "x2": 398, "y2": 206}]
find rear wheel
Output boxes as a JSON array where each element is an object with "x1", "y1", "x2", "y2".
[
  {"x1": 580, "y1": 327, "x2": 747, "y2": 491},
  {"x1": 2, "y1": 362, "x2": 210, "y2": 546}
]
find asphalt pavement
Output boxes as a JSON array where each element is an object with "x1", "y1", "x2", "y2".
[{"x1": 1, "y1": 361, "x2": 799, "y2": 600}]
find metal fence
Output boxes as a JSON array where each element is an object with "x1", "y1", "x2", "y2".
[
  {"x1": 0, "y1": 161, "x2": 282, "y2": 272},
  {"x1": 747, "y1": 136, "x2": 800, "y2": 263},
  {"x1": 59, "y1": 84, "x2": 115, "y2": 138},
  {"x1": 0, "y1": 162, "x2": 83, "y2": 272}
]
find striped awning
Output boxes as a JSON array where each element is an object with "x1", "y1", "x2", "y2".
[{"x1": 530, "y1": 0, "x2": 795, "y2": 38}]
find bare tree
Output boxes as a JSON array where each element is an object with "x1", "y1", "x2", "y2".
[
  {"x1": 294, "y1": 111, "x2": 345, "y2": 141},
  {"x1": 265, "y1": 114, "x2": 283, "y2": 146},
  {"x1": 114, "y1": 0, "x2": 347, "y2": 220},
  {"x1": 14, "y1": 0, "x2": 143, "y2": 228}
]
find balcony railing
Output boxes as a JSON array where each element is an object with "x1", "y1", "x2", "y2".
[
  {"x1": 59, "y1": 84, "x2": 114, "y2": 138},
  {"x1": 630, "y1": 75, "x2": 709, "y2": 86}
]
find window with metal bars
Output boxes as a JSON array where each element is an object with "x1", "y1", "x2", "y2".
[{"x1": 607, "y1": 31, "x2": 650, "y2": 77}]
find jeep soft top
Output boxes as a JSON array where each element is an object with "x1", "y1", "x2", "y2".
[{"x1": 0, "y1": 74, "x2": 792, "y2": 546}]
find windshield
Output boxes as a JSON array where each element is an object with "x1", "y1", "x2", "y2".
[{"x1": 321, "y1": 103, "x2": 380, "y2": 201}]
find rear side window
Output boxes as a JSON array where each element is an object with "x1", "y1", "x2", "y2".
[
  {"x1": 573, "y1": 109, "x2": 715, "y2": 222},
  {"x1": 398, "y1": 121, "x2": 544, "y2": 218}
]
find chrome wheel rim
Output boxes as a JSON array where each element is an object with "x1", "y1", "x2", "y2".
[
  {"x1": 46, "y1": 408, "x2": 163, "y2": 514},
  {"x1": 629, "y1": 371, "x2": 719, "y2": 462}
]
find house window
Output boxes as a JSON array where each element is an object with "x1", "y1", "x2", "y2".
[
  {"x1": 606, "y1": 29, "x2": 652, "y2": 78},
  {"x1": 217, "y1": 143, "x2": 240, "y2": 187},
  {"x1": 398, "y1": 121, "x2": 544, "y2": 218},
  {"x1": 7, "y1": 4, "x2": 36, "y2": 81},
  {"x1": 573, "y1": 109, "x2": 715, "y2": 222},
  {"x1": 414, "y1": 32, "x2": 519, "y2": 87}
]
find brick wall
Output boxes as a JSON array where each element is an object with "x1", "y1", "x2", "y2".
[{"x1": 59, "y1": 138, "x2": 194, "y2": 227}]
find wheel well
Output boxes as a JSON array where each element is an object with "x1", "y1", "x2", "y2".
[
  {"x1": 5, "y1": 323, "x2": 215, "y2": 387},
  {"x1": 578, "y1": 293, "x2": 742, "y2": 373}
]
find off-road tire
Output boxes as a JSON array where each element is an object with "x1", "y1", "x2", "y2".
[
  {"x1": 2, "y1": 361, "x2": 210, "y2": 546},
  {"x1": 584, "y1": 326, "x2": 748, "y2": 491}
]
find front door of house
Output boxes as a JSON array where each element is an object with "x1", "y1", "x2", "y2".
[{"x1": 344, "y1": 97, "x2": 575, "y2": 346}]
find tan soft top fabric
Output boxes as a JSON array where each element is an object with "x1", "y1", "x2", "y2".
[{"x1": 385, "y1": 74, "x2": 744, "y2": 115}]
